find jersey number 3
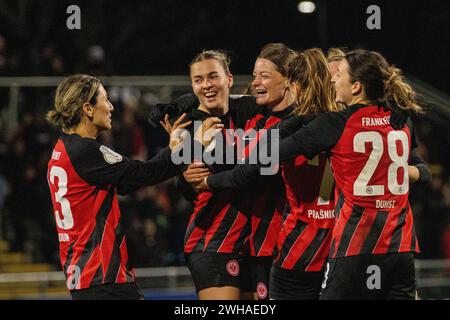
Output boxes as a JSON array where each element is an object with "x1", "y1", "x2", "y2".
[
  {"x1": 49, "y1": 166, "x2": 74, "y2": 230},
  {"x1": 353, "y1": 131, "x2": 409, "y2": 196}
]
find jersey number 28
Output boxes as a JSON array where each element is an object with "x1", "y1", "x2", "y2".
[{"x1": 353, "y1": 131, "x2": 409, "y2": 196}]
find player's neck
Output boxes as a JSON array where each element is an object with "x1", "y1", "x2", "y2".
[
  {"x1": 267, "y1": 88, "x2": 294, "y2": 112},
  {"x1": 198, "y1": 103, "x2": 228, "y2": 116},
  {"x1": 65, "y1": 121, "x2": 98, "y2": 139},
  {"x1": 350, "y1": 96, "x2": 370, "y2": 106}
]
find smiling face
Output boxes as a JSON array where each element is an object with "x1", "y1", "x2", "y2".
[
  {"x1": 252, "y1": 58, "x2": 288, "y2": 107},
  {"x1": 91, "y1": 84, "x2": 113, "y2": 131},
  {"x1": 190, "y1": 59, "x2": 233, "y2": 113},
  {"x1": 331, "y1": 59, "x2": 359, "y2": 106}
]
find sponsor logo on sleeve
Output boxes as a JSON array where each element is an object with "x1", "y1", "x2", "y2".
[{"x1": 99, "y1": 145, "x2": 123, "y2": 164}]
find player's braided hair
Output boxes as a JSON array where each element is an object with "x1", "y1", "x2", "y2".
[
  {"x1": 289, "y1": 48, "x2": 343, "y2": 115},
  {"x1": 345, "y1": 50, "x2": 423, "y2": 114},
  {"x1": 326, "y1": 47, "x2": 345, "y2": 62},
  {"x1": 46, "y1": 74, "x2": 101, "y2": 131}
]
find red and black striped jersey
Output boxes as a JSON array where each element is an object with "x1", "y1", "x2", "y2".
[
  {"x1": 184, "y1": 190, "x2": 249, "y2": 253},
  {"x1": 274, "y1": 151, "x2": 335, "y2": 271},
  {"x1": 47, "y1": 133, "x2": 180, "y2": 290},
  {"x1": 182, "y1": 99, "x2": 260, "y2": 254},
  {"x1": 278, "y1": 104, "x2": 420, "y2": 258},
  {"x1": 237, "y1": 107, "x2": 293, "y2": 257},
  {"x1": 208, "y1": 104, "x2": 421, "y2": 259}
]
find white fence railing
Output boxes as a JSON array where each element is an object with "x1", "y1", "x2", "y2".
[
  {"x1": 1, "y1": 74, "x2": 449, "y2": 139},
  {"x1": 0, "y1": 75, "x2": 253, "y2": 139},
  {"x1": 0, "y1": 259, "x2": 449, "y2": 299}
]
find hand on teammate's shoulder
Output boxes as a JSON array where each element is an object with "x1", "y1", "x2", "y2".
[{"x1": 388, "y1": 103, "x2": 410, "y2": 130}]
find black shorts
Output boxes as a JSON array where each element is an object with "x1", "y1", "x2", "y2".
[
  {"x1": 70, "y1": 282, "x2": 144, "y2": 300},
  {"x1": 185, "y1": 252, "x2": 242, "y2": 292},
  {"x1": 240, "y1": 256, "x2": 272, "y2": 299},
  {"x1": 320, "y1": 252, "x2": 416, "y2": 300},
  {"x1": 269, "y1": 265, "x2": 324, "y2": 300}
]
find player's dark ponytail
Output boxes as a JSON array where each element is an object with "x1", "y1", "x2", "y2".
[
  {"x1": 384, "y1": 65, "x2": 423, "y2": 114},
  {"x1": 345, "y1": 50, "x2": 423, "y2": 114}
]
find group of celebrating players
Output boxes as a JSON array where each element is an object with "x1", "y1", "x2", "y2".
[{"x1": 46, "y1": 43, "x2": 431, "y2": 300}]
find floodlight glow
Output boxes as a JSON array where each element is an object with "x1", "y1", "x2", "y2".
[{"x1": 298, "y1": 1, "x2": 316, "y2": 14}]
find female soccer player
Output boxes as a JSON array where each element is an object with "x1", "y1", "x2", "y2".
[
  {"x1": 198, "y1": 48, "x2": 344, "y2": 300},
  {"x1": 318, "y1": 50, "x2": 426, "y2": 299},
  {"x1": 327, "y1": 47, "x2": 346, "y2": 77},
  {"x1": 175, "y1": 50, "x2": 262, "y2": 300},
  {"x1": 268, "y1": 48, "x2": 343, "y2": 300},
  {"x1": 199, "y1": 49, "x2": 430, "y2": 299},
  {"x1": 237, "y1": 43, "x2": 297, "y2": 300},
  {"x1": 179, "y1": 43, "x2": 297, "y2": 300},
  {"x1": 46, "y1": 74, "x2": 190, "y2": 300}
]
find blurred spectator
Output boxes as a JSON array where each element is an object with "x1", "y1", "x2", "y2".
[
  {"x1": 140, "y1": 93, "x2": 169, "y2": 158},
  {"x1": 113, "y1": 97, "x2": 148, "y2": 161},
  {"x1": 411, "y1": 164, "x2": 450, "y2": 259},
  {"x1": 441, "y1": 177, "x2": 450, "y2": 275},
  {"x1": 1, "y1": 113, "x2": 58, "y2": 262},
  {"x1": 123, "y1": 185, "x2": 169, "y2": 267},
  {"x1": 0, "y1": 173, "x2": 8, "y2": 240},
  {"x1": 86, "y1": 45, "x2": 106, "y2": 75},
  {"x1": 40, "y1": 43, "x2": 66, "y2": 76},
  {"x1": 442, "y1": 221, "x2": 450, "y2": 274},
  {"x1": 0, "y1": 34, "x2": 18, "y2": 76}
]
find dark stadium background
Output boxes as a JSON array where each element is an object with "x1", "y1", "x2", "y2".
[
  {"x1": 0, "y1": 0, "x2": 447, "y2": 92},
  {"x1": 0, "y1": 0, "x2": 448, "y2": 299}
]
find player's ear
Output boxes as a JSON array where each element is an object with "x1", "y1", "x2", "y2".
[
  {"x1": 291, "y1": 82, "x2": 300, "y2": 96},
  {"x1": 351, "y1": 81, "x2": 363, "y2": 96},
  {"x1": 82, "y1": 102, "x2": 94, "y2": 118},
  {"x1": 228, "y1": 73, "x2": 234, "y2": 89}
]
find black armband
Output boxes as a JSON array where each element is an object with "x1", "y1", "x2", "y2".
[{"x1": 415, "y1": 163, "x2": 432, "y2": 184}]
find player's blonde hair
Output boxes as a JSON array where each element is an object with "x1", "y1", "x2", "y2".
[
  {"x1": 289, "y1": 48, "x2": 343, "y2": 115},
  {"x1": 189, "y1": 50, "x2": 231, "y2": 75},
  {"x1": 327, "y1": 47, "x2": 345, "y2": 62},
  {"x1": 46, "y1": 74, "x2": 101, "y2": 131}
]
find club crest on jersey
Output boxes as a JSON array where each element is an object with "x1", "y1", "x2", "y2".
[
  {"x1": 256, "y1": 282, "x2": 268, "y2": 299},
  {"x1": 226, "y1": 259, "x2": 239, "y2": 277},
  {"x1": 99, "y1": 145, "x2": 123, "y2": 164}
]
